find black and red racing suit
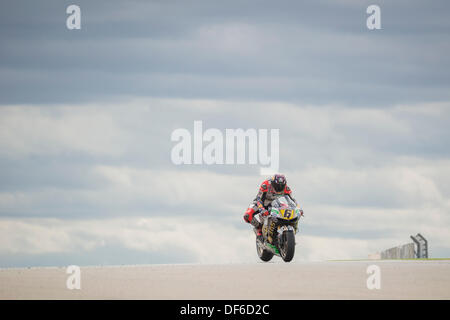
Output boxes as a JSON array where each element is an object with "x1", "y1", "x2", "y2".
[{"x1": 243, "y1": 179, "x2": 297, "y2": 224}]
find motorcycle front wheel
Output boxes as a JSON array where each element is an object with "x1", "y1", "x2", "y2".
[{"x1": 279, "y1": 230, "x2": 295, "y2": 262}]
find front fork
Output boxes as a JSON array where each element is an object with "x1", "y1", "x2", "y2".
[{"x1": 277, "y1": 225, "x2": 296, "y2": 246}]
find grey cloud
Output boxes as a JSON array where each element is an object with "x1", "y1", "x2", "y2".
[
  {"x1": 1, "y1": 0, "x2": 449, "y2": 105},
  {"x1": 1, "y1": 101, "x2": 449, "y2": 221}
]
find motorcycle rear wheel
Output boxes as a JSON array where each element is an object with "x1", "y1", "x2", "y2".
[{"x1": 256, "y1": 240, "x2": 274, "y2": 262}]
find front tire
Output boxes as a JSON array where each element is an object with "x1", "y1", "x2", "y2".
[
  {"x1": 256, "y1": 239, "x2": 273, "y2": 262},
  {"x1": 279, "y1": 230, "x2": 295, "y2": 262}
]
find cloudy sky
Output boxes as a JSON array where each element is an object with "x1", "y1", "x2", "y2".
[{"x1": 1, "y1": 0, "x2": 449, "y2": 267}]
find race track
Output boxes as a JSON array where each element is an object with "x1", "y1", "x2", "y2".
[{"x1": 1, "y1": 260, "x2": 449, "y2": 299}]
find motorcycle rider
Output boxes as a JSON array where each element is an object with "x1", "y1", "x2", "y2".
[{"x1": 243, "y1": 174, "x2": 302, "y2": 241}]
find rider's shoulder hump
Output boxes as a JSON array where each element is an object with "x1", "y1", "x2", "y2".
[{"x1": 260, "y1": 180, "x2": 270, "y2": 191}]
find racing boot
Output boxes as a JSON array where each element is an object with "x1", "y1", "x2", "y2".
[
  {"x1": 251, "y1": 218, "x2": 264, "y2": 243},
  {"x1": 255, "y1": 228, "x2": 263, "y2": 243}
]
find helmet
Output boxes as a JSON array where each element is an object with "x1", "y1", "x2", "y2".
[{"x1": 271, "y1": 174, "x2": 286, "y2": 193}]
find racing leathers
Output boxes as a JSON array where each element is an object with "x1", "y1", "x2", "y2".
[{"x1": 243, "y1": 178, "x2": 298, "y2": 235}]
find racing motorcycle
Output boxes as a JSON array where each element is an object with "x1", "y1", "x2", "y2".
[{"x1": 254, "y1": 195, "x2": 302, "y2": 262}]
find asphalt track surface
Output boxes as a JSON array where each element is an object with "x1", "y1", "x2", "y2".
[{"x1": 1, "y1": 260, "x2": 449, "y2": 299}]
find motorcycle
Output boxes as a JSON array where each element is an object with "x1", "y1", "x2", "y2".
[{"x1": 253, "y1": 195, "x2": 302, "y2": 262}]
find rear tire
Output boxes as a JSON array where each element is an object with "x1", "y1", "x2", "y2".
[
  {"x1": 256, "y1": 240, "x2": 273, "y2": 262},
  {"x1": 280, "y1": 230, "x2": 295, "y2": 262}
]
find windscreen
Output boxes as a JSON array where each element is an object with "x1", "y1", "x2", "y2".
[{"x1": 272, "y1": 195, "x2": 296, "y2": 209}]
